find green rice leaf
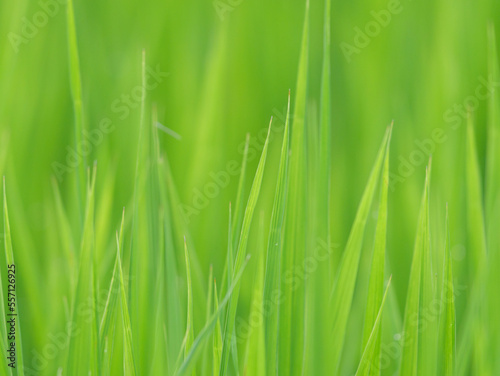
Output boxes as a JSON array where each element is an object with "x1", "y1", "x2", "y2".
[
  {"x1": 183, "y1": 237, "x2": 195, "y2": 371},
  {"x1": 116, "y1": 230, "x2": 137, "y2": 376},
  {"x1": 66, "y1": 166, "x2": 98, "y2": 375},
  {"x1": 128, "y1": 51, "x2": 148, "y2": 369},
  {"x1": 66, "y1": 0, "x2": 86, "y2": 215},
  {"x1": 160, "y1": 150, "x2": 206, "y2": 334},
  {"x1": 356, "y1": 276, "x2": 392, "y2": 376},
  {"x1": 361, "y1": 124, "x2": 391, "y2": 376},
  {"x1": 455, "y1": 114, "x2": 494, "y2": 376},
  {"x1": 201, "y1": 266, "x2": 213, "y2": 376},
  {"x1": 149, "y1": 207, "x2": 168, "y2": 374},
  {"x1": 399, "y1": 162, "x2": 431, "y2": 376},
  {"x1": 0, "y1": 133, "x2": 8, "y2": 175},
  {"x1": 213, "y1": 280, "x2": 222, "y2": 376},
  {"x1": 99, "y1": 209, "x2": 125, "y2": 355},
  {"x1": 51, "y1": 178, "x2": 76, "y2": 287},
  {"x1": 310, "y1": 0, "x2": 332, "y2": 370},
  {"x1": 156, "y1": 153, "x2": 184, "y2": 374},
  {"x1": 486, "y1": 23, "x2": 500, "y2": 229},
  {"x1": 328, "y1": 126, "x2": 391, "y2": 373},
  {"x1": 242, "y1": 214, "x2": 266, "y2": 376},
  {"x1": 186, "y1": 26, "x2": 228, "y2": 191},
  {"x1": 232, "y1": 135, "x2": 251, "y2": 249},
  {"x1": 419, "y1": 159, "x2": 436, "y2": 376},
  {"x1": 219, "y1": 203, "x2": 234, "y2": 305},
  {"x1": 177, "y1": 256, "x2": 251, "y2": 376},
  {"x1": 442, "y1": 205, "x2": 456, "y2": 376},
  {"x1": 219, "y1": 118, "x2": 273, "y2": 376},
  {"x1": 485, "y1": 27, "x2": 500, "y2": 374},
  {"x1": 263, "y1": 91, "x2": 290, "y2": 376},
  {"x1": 279, "y1": 1, "x2": 309, "y2": 373},
  {"x1": 465, "y1": 112, "x2": 489, "y2": 375},
  {"x1": 465, "y1": 113, "x2": 487, "y2": 271}
]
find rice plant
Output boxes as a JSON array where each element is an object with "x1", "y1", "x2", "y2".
[{"x1": 1, "y1": 0, "x2": 499, "y2": 374}]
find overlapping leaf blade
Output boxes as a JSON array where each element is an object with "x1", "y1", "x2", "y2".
[
  {"x1": 361, "y1": 126, "x2": 391, "y2": 376},
  {"x1": 399, "y1": 163, "x2": 431, "y2": 376},
  {"x1": 219, "y1": 118, "x2": 273, "y2": 376},
  {"x1": 328, "y1": 126, "x2": 391, "y2": 373}
]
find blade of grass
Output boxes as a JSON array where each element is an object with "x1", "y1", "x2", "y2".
[
  {"x1": 399, "y1": 163, "x2": 431, "y2": 376},
  {"x1": 219, "y1": 118, "x2": 273, "y2": 376},
  {"x1": 486, "y1": 23, "x2": 500, "y2": 229},
  {"x1": 465, "y1": 112, "x2": 487, "y2": 271},
  {"x1": 310, "y1": 0, "x2": 332, "y2": 371},
  {"x1": 219, "y1": 203, "x2": 234, "y2": 305},
  {"x1": 304, "y1": 100, "x2": 318, "y2": 376},
  {"x1": 66, "y1": 166, "x2": 98, "y2": 375},
  {"x1": 183, "y1": 237, "x2": 195, "y2": 376},
  {"x1": 201, "y1": 266, "x2": 213, "y2": 376},
  {"x1": 361, "y1": 124, "x2": 391, "y2": 376},
  {"x1": 442, "y1": 205, "x2": 456, "y2": 376},
  {"x1": 213, "y1": 280, "x2": 222, "y2": 376},
  {"x1": 154, "y1": 142, "x2": 184, "y2": 375},
  {"x1": 485, "y1": 24, "x2": 500, "y2": 374},
  {"x1": 187, "y1": 25, "x2": 228, "y2": 191},
  {"x1": 279, "y1": 1, "x2": 309, "y2": 374},
  {"x1": 99, "y1": 209, "x2": 125, "y2": 355},
  {"x1": 263, "y1": 90, "x2": 290, "y2": 376},
  {"x1": 161, "y1": 151, "x2": 207, "y2": 334},
  {"x1": 242, "y1": 213, "x2": 266, "y2": 376},
  {"x1": 419, "y1": 159, "x2": 436, "y2": 376},
  {"x1": 328, "y1": 125, "x2": 391, "y2": 373},
  {"x1": 356, "y1": 276, "x2": 392, "y2": 376},
  {"x1": 465, "y1": 112, "x2": 489, "y2": 376},
  {"x1": 178, "y1": 255, "x2": 251, "y2": 376},
  {"x1": 149, "y1": 207, "x2": 168, "y2": 374},
  {"x1": 455, "y1": 266, "x2": 488, "y2": 376},
  {"x1": 128, "y1": 51, "x2": 148, "y2": 371},
  {"x1": 0, "y1": 133, "x2": 8, "y2": 176},
  {"x1": 116, "y1": 231, "x2": 137, "y2": 376},
  {"x1": 66, "y1": 0, "x2": 86, "y2": 217},
  {"x1": 231, "y1": 135, "x2": 251, "y2": 249},
  {"x1": 51, "y1": 178, "x2": 76, "y2": 288},
  {"x1": 456, "y1": 115, "x2": 492, "y2": 376}
]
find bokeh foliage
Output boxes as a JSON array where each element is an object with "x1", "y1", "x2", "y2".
[{"x1": 0, "y1": 0, "x2": 499, "y2": 374}]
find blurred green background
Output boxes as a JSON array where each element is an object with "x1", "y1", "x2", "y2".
[{"x1": 0, "y1": 0, "x2": 498, "y2": 373}]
